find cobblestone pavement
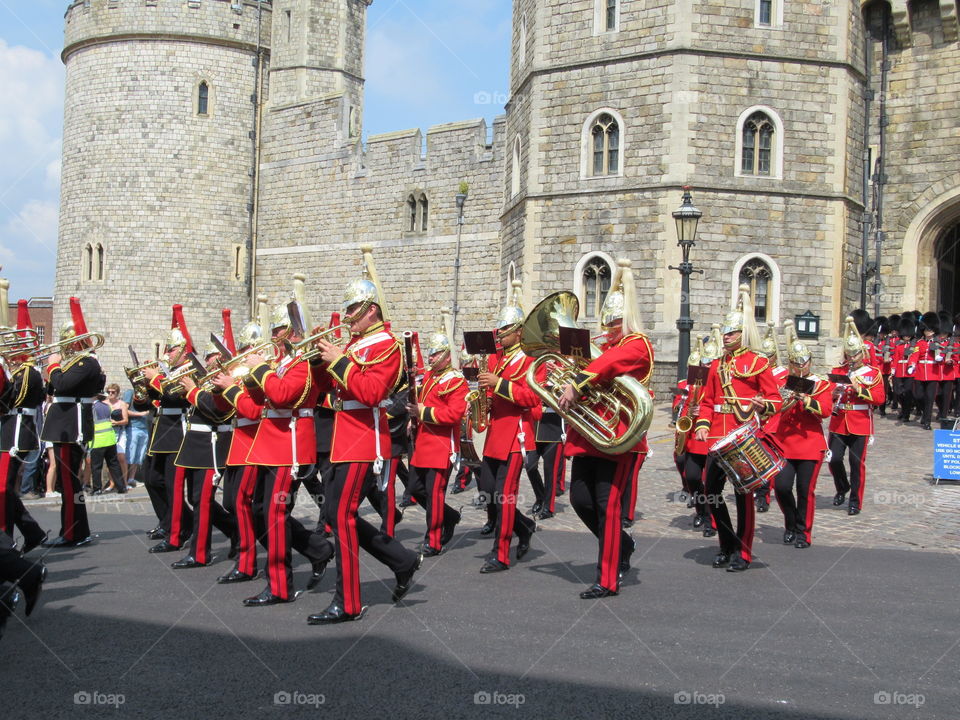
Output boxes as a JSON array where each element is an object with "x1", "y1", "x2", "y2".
[{"x1": 29, "y1": 403, "x2": 958, "y2": 554}]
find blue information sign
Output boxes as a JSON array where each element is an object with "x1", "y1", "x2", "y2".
[{"x1": 933, "y1": 430, "x2": 960, "y2": 481}]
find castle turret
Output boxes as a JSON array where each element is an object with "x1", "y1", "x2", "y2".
[{"x1": 56, "y1": 0, "x2": 272, "y2": 379}]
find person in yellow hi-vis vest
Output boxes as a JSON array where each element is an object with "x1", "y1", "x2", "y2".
[{"x1": 89, "y1": 394, "x2": 125, "y2": 495}]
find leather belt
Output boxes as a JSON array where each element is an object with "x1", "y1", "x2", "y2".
[
  {"x1": 5, "y1": 408, "x2": 36, "y2": 416},
  {"x1": 340, "y1": 400, "x2": 390, "y2": 411},
  {"x1": 840, "y1": 403, "x2": 869, "y2": 411},
  {"x1": 262, "y1": 409, "x2": 313, "y2": 419},
  {"x1": 158, "y1": 408, "x2": 185, "y2": 416},
  {"x1": 188, "y1": 423, "x2": 232, "y2": 433},
  {"x1": 52, "y1": 396, "x2": 94, "y2": 404},
  {"x1": 234, "y1": 418, "x2": 258, "y2": 428}
]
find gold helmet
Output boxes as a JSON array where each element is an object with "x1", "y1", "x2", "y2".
[
  {"x1": 759, "y1": 323, "x2": 781, "y2": 365},
  {"x1": 599, "y1": 258, "x2": 642, "y2": 334},
  {"x1": 237, "y1": 321, "x2": 264, "y2": 351},
  {"x1": 702, "y1": 323, "x2": 722, "y2": 363},
  {"x1": 497, "y1": 279, "x2": 525, "y2": 332},
  {"x1": 687, "y1": 336, "x2": 703, "y2": 367},
  {"x1": 343, "y1": 244, "x2": 390, "y2": 323},
  {"x1": 783, "y1": 319, "x2": 812, "y2": 365},
  {"x1": 721, "y1": 284, "x2": 762, "y2": 350},
  {"x1": 842, "y1": 315, "x2": 866, "y2": 360},
  {"x1": 270, "y1": 302, "x2": 290, "y2": 332}
]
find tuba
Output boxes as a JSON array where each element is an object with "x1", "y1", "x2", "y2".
[{"x1": 521, "y1": 291, "x2": 653, "y2": 455}]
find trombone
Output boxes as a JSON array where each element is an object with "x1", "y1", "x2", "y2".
[
  {"x1": 33, "y1": 332, "x2": 105, "y2": 360},
  {"x1": 0, "y1": 328, "x2": 40, "y2": 362}
]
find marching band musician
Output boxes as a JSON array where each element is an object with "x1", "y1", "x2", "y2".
[
  {"x1": 907, "y1": 311, "x2": 942, "y2": 430},
  {"x1": 170, "y1": 343, "x2": 238, "y2": 569},
  {"x1": 528, "y1": 397, "x2": 565, "y2": 521},
  {"x1": 305, "y1": 246, "x2": 422, "y2": 624},
  {"x1": 476, "y1": 280, "x2": 540, "y2": 574},
  {"x1": 238, "y1": 301, "x2": 334, "y2": 607},
  {"x1": 693, "y1": 285, "x2": 781, "y2": 573},
  {"x1": 214, "y1": 317, "x2": 269, "y2": 584},
  {"x1": 827, "y1": 317, "x2": 885, "y2": 516},
  {"x1": 142, "y1": 306, "x2": 195, "y2": 553},
  {"x1": 770, "y1": 321, "x2": 833, "y2": 548},
  {"x1": 41, "y1": 297, "x2": 104, "y2": 548},
  {"x1": 755, "y1": 323, "x2": 788, "y2": 514},
  {"x1": 0, "y1": 298, "x2": 47, "y2": 551},
  {"x1": 405, "y1": 308, "x2": 467, "y2": 556},
  {"x1": 559, "y1": 259, "x2": 653, "y2": 598}
]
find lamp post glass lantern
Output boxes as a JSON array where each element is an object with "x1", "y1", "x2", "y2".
[{"x1": 669, "y1": 187, "x2": 703, "y2": 381}]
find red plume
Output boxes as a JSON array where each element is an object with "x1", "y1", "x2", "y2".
[
  {"x1": 69, "y1": 297, "x2": 89, "y2": 336},
  {"x1": 221, "y1": 309, "x2": 236, "y2": 354},
  {"x1": 16, "y1": 300, "x2": 32, "y2": 332},
  {"x1": 170, "y1": 304, "x2": 194, "y2": 354},
  {"x1": 329, "y1": 312, "x2": 341, "y2": 340}
]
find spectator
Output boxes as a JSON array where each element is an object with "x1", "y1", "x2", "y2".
[
  {"x1": 105, "y1": 383, "x2": 129, "y2": 481},
  {"x1": 88, "y1": 394, "x2": 125, "y2": 494},
  {"x1": 124, "y1": 388, "x2": 152, "y2": 489}
]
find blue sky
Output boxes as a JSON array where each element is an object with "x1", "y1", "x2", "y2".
[{"x1": 0, "y1": 0, "x2": 511, "y2": 300}]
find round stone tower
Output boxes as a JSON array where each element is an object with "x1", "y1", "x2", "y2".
[{"x1": 56, "y1": 0, "x2": 272, "y2": 379}]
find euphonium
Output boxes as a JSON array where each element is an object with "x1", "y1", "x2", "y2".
[{"x1": 520, "y1": 291, "x2": 653, "y2": 455}]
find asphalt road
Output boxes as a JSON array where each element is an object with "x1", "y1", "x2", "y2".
[{"x1": 1, "y1": 504, "x2": 956, "y2": 719}]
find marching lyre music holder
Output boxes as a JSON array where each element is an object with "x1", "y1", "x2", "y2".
[
  {"x1": 686, "y1": 365, "x2": 709, "y2": 385},
  {"x1": 784, "y1": 375, "x2": 815, "y2": 394},
  {"x1": 559, "y1": 326, "x2": 591, "y2": 360},
  {"x1": 463, "y1": 330, "x2": 498, "y2": 356}
]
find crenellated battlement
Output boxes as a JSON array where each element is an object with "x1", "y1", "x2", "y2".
[
  {"x1": 362, "y1": 117, "x2": 506, "y2": 175},
  {"x1": 63, "y1": 0, "x2": 272, "y2": 62}
]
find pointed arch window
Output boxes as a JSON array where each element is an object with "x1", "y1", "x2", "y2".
[
  {"x1": 407, "y1": 195, "x2": 418, "y2": 232},
  {"x1": 583, "y1": 256, "x2": 612, "y2": 321},
  {"x1": 741, "y1": 111, "x2": 774, "y2": 176},
  {"x1": 591, "y1": 113, "x2": 619, "y2": 177},
  {"x1": 83, "y1": 244, "x2": 93, "y2": 281},
  {"x1": 419, "y1": 195, "x2": 429, "y2": 232},
  {"x1": 197, "y1": 81, "x2": 209, "y2": 116},
  {"x1": 96, "y1": 243, "x2": 105, "y2": 281},
  {"x1": 511, "y1": 136, "x2": 522, "y2": 197},
  {"x1": 739, "y1": 258, "x2": 773, "y2": 323}
]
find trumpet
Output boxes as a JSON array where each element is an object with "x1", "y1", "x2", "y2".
[
  {"x1": 159, "y1": 362, "x2": 203, "y2": 395},
  {"x1": 0, "y1": 328, "x2": 40, "y2": 361},
  {"x1": 33, "y1": 331, "x2": 104, "y2": 360},
  {"x1": 521, "y1": 291, "x2": 653, "y2": 455},
  {"x1": 216, "y1": 339, "x2": 283, "y2": 380},
  {"x1": 292, "y1": 324, "x2": 351, "y2": 362},
  {"x1": 125, "y1": 359, "x2": 160, "y2": 389}
]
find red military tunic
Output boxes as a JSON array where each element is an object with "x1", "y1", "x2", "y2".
[
  {"x1": 221, "y1": 382, "x2": 264, "y2": 467},
  {"x1": 694, "y1": 348, "x2": 782, "y2": 441},
  {"x1": 312, "y1": 322, "x2": 403, "y2": 464},
  {"x1": 567, "y1": 332, "x2": 654, "y2": 459},
  {"x1": 246, "y1": 351, "x2": 321, "y2": 467},
  {"x1": 908, "y1": 339, "x2": 943, "y2": 382},
  {"x1": 892, "y1": 340, "x2": 911, "y2": 380},
  {"x1": 828, "y1": 364, "x2": 885, "y2": 436},
  {"x1": 771, "y1": 375, "x2": 833, "y2": 460},
  {"x1": 481, "y1": 344, "x2": 541, "y2": 461},
  {"x1": 675, "y1": 378, "x2": 709, "y2": 455},
  {"x1": 412, "y1": 367, "x2": 468, "y2": 470},
  {"x1": 761, "y1": 365, "x2": 790, "y2": 436}
]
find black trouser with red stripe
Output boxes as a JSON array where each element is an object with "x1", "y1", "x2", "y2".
[
  {"x1": 223, "y1": 465, "x2": 258, "y2": 576},
  {"x1": 144, "y1": 451, "x2": 171, "y2": 526},
  {"x1": 52, "y1": 443, "x2": 90, "y2": 542},
  {"x1": 704, "y1": 456, "x2": 756, "y2": 562},
  {"x1": 531, "y1": 441, "x2": 565, "y2": 513},
  {"x1": 255, "y1": 465, "x2": 333, "y2": 600},
  {"x1": 679, "y1": 451, "x2": 715, "y2": 527},
  {"x1": 185, "y1": 468, "x2": 236, "y2": 565},
  {"x1": 325, "y1": 461, "x2": 419, "y2": 615},
  {"x1": 569, "y1": 453, "x2": 641, "y2": 592},
  {"x1": 408, "y1": 464, "x2": 459, "y2": 551},
  {"x1": 485, "y1": 453, "x2": 536, "y2": 566},
  {"x1": 163, "y1": 463, "x2": 192, "y2": 547},
  {"x1": 525, "y1": 449, "x2": 546, "y2": 509},
  {"x1": 828, "y1": 432, "x2": 868, "y2": 510},
  {"x1": 774, "y1": 456, "x2": 824, "y2": 544},
  {"x1": 621, "y1": 452, "x2": 646, "y2": 523},
  {"x1": 0, "y1": 451, "x2": 44, "y2": 545},
  {"x1": 364, "y1": 457, "x2": 405, "y2": 537}
]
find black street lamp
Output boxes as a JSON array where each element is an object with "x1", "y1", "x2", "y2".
[
  {"x1": 668, "y1": 186, "x2": 703, "y2": 382},
  {"x1": 451, "y1": 186, "x2": 468, "y2": 339}
]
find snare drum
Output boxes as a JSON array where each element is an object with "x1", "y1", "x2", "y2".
[{"x1": 708, "y1": 417, "x2": 784, "y2": 494}]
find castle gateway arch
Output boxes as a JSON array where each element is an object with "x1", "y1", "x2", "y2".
[{"x1": 901, "y1": 184, "x2": 960, "y2": 316}]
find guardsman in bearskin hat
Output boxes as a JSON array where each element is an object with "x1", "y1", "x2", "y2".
[
  {"x1": 405, "y1": 308, "x2": 468, "y2": 556},
  {"x1": 771, "y1": 321, "x2": 833, "y2": 547},
  {"x1": 305, "y1": 246, "x2": 422, "y2": 624},
  {"x1": 142, "y1": 305, "x2": 196, "y2": 552},
  {"x1": 907, "y1": 311, "x2": 942, "y2": 430},
  {"x1": 0, "y1": 287, "x2": 47, "y2": 551},
  {"x1": 41, "y1": 297, "x2": 104, "y2": 547},
  {"x1": 693, "y1": 285, "x2": 781, "y2": 572},
  {"x1": 558, "y1": 258, "x2": 654, "y2": 597},
  {"x1": 827, "y1": 317, "x2": 885, "y2": 515},
  {"x1": 475, "y1": 279, "x2": 541, "y2": 574},
  {"x1": 894, "y1": 313, "x2": 917, "y2": 422},
  {"x1": 935, "y1": 310, "x2": 955, "y2": 422}
]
